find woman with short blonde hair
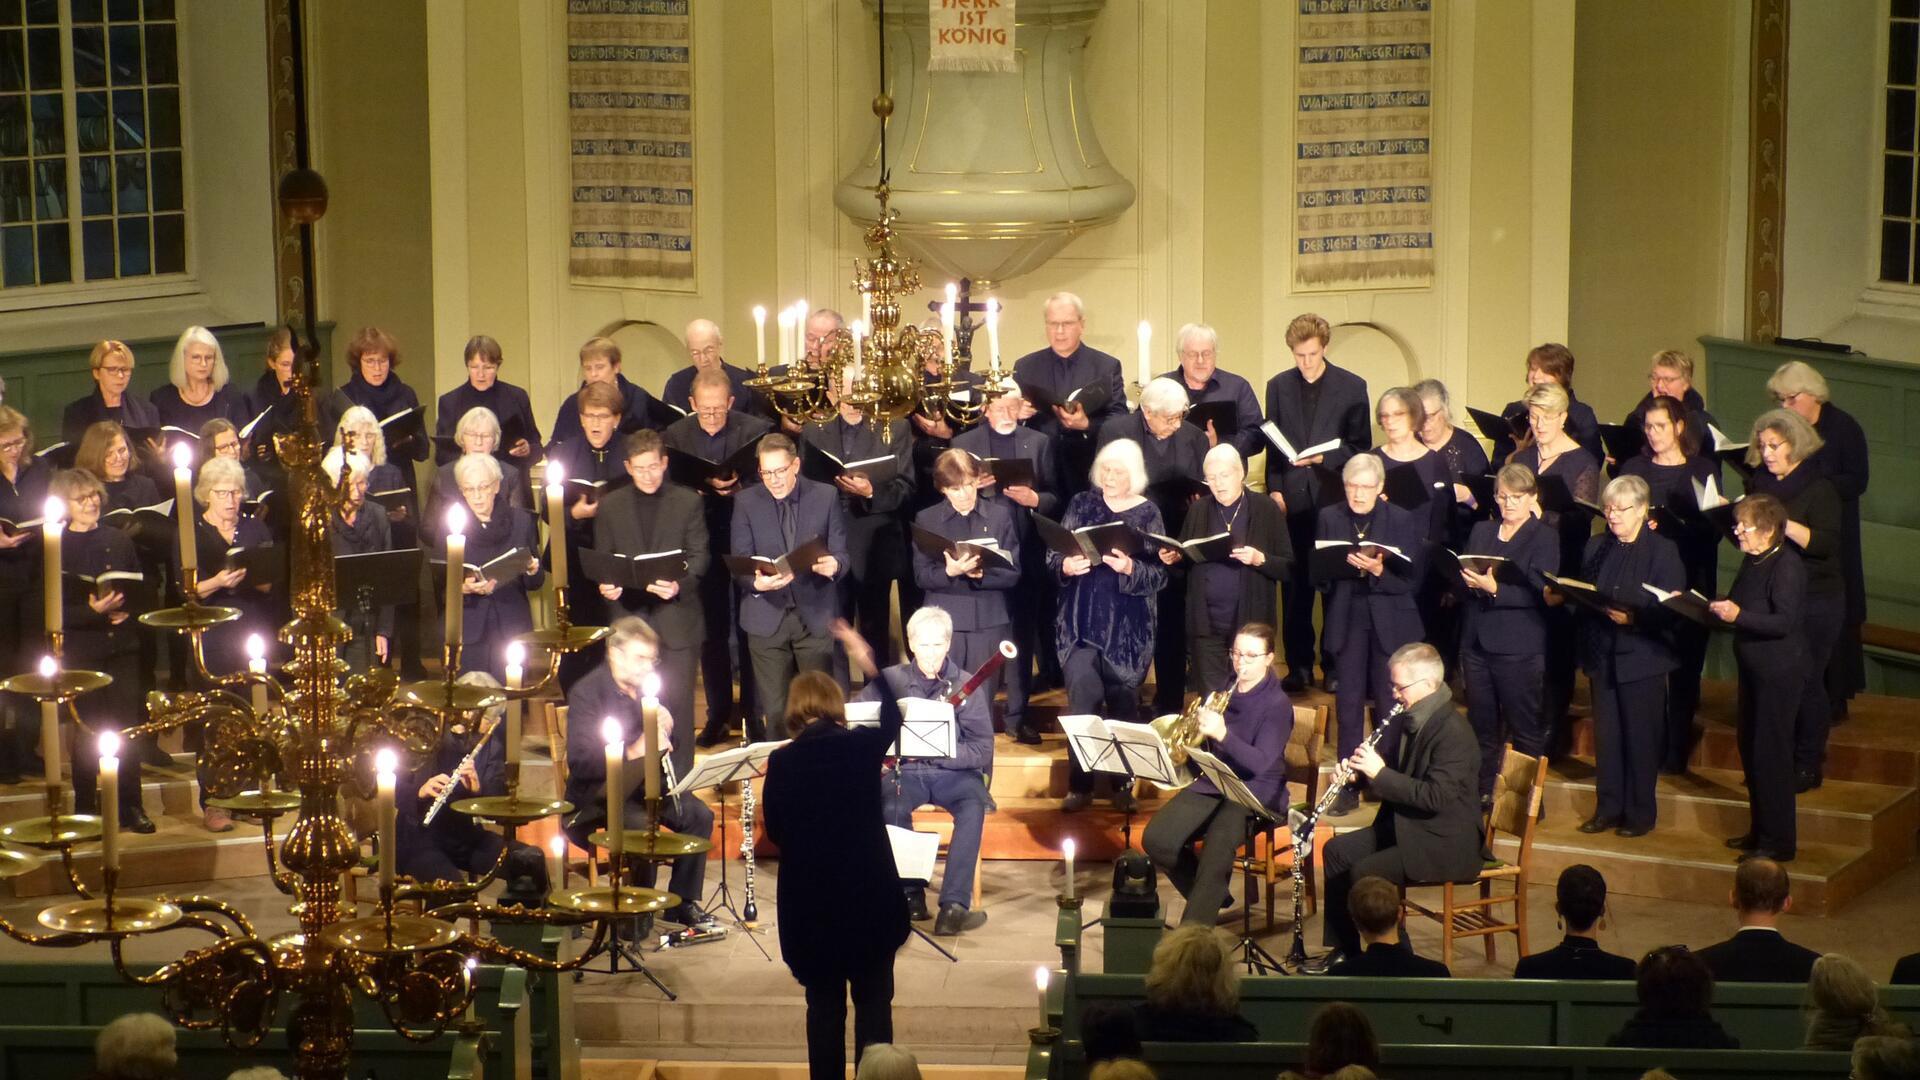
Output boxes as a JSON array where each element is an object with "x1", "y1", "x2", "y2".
[{"x1": 64, "y1": 338, "x2": 162, "y2": 451}]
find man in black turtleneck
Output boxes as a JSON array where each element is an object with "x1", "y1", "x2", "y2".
[{"x1": 548, "y1": 382, "x2": 631, "y2": 693}]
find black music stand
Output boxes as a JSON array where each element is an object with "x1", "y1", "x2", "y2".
[
  {"x1": 1060, "y1": 716, "x2": 1181, "y2": 851},
  {"x1": 1187, "y1": 745, "x2": 1285, "y2": 975},
  {"x1": 669, "y1": 741, "x2": 783, "y2": 961}
]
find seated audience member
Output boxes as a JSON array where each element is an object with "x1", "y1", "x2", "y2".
[
  {"x1": 1896, "y1": 951, "x2": 1920, "y2": 985},
  {"x1": 1277, "y1": 1001, "x2": 1382, "y2": 1080},
  {"x1": 1804, "y1": 954, "x2": 1912, "y2": 1050},
  {"x1": 90, "y1": 1012, "x2": 177, "y2": 1080},
  {"x1": 1079, "y1": 1001, "x2": 1144, "y2": 1066},
  {"x1": 1327, "y1": 876, "x2": 1449, "y2": 978},
  {"x1": 227, "y1": 1068, "x2": 290, "y2": 1080},
  {"x1": 1608, "y1": 945, "x2": 1739, "y2": 1049},
  {"x1": 854, "y1": 1044, "x2": 922, "y2": 1080},
  {"x1": 1695, "y1": 856, "x2": 1821, "y2": 984},
  {"x1": 1852, "y1": 1035, "x2": 1920, "y2": 1080},
  {"x1": 1089, "y1": 1063, "x2": 1159, "y2": 1080},
  {"x1": 1515, "y1": 864, "x2": 1635, "y2": 980},
  {"x1": 1131, "y1": 924, "x2": 1258, "y2": 1042}
]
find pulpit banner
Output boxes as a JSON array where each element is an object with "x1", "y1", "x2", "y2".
[
  {"x1": 1293, "y1": 0, "x2": 1434, "y2": 291},
  {"x1": 567, "y1": 0, "x2": 697, "y2": 287},
  {"x1": 929, "y1": 0, "x2": 1016, "y2": 73}
]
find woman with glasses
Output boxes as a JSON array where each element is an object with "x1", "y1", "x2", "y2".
[
  {"x1": 1568, "y1": 475, "x2": 1683, "y2": 839},
  {"x1": 1744, "y1": 408, "x2": 1845, "y2": 794},
  {"x1": 150, "y1": 326, "x2": 243, "y2": 437},
  {"x1": 433, "y1": 335, "x2": 541, "y2": 466},
  {"x1": 51, "y1": 469, "x2": 153, "y2": 834},
  {"x1": 74, "y1": 421, "x2": 161, "y2": 513},
  {"x1": 1413, "y1": 379, "x2": 1489, "y2": 547},
  {"x1": 75, "y1": 421, "x2": 167, "y2": 767},
  {"x1": 0, "y1": 407, "x2": 50, "y2": 784},
  {"x1": 338, "y1": 327, "x2": 430, "y2": 468},
  {"x1": 1165, "y1": 444, "x2": 1291, "y2": 695},
  {"x1": 1709, "y1": 495, "x2": 1808, "y2": 863},
  {"x1": 63, "y1": 340, "x2": 162, "y2": 456},
  {"x1": 1493, "y1": 343, "x2": 1604, "y2": 465},
  {"x1": 321, "y1": 449, "x2": 396, "y2": 672},
  {"x1": 1624, "y1": 350, "x2": 1715, "y2": 434},
  {"x1": 429, "y1": 408, "x2": 529, "y2": 550},
  {"x1": 442, "y1": 453, "x2": 543, "y2": 680},
  {"x1": 1618, "y1": 394, "x2": 1721, "y2": 774},
  {"x1": 1457, "y1": 463, "x2": 1558, "y2": 802},
  {"x1": 1375, "y1": 387, "x2": 1457, "y2": 681}
]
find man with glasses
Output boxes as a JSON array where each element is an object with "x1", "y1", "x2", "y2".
[
  {"x1": 665, "y1": 370, "x2": 773, "y2": 746},
  {"x1": 591, "y1": 430, "x2": 707, "y2": 781},
  {"x1": 662, "y1": 318, "x2": 768, "y2": 422},
  {"x1": 1160, "y1": 323, "x2": 1264, "y2": 459},
  {"x1": 733, "y1": 434, "x2": 847, "y2": 741},
  {"x1": 770, "y1": 309, "x2": 848, "y2": 435},
  {"x1": 1140, "y1": 622, "x2": 1291, "y2": 925},
  {"x1": 1012, "y1": 292, "x2": 1128, "y2": 497},
  {"x1": 1622, "y1": 349, "x2": 1715, "y2": 434},
  {"x1": 1308, "y1": 641, "x2": 1480, "y2": 971},
  {"x1": 549, "y1": 383, "x2": 634, "y2": 693}
]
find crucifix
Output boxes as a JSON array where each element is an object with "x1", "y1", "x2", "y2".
[{"x1": 926, "y1": 278, "x2": 994, "y2": 364}]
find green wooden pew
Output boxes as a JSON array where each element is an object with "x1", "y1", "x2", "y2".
[{"x1": 1036, "y1": 1041, "x2": 1854, "y2": 1080}]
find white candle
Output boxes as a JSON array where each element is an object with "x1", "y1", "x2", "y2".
[
  {"x1": 97, "y1": 731, "x2": 120, "y2": 872},
  {"x1": 246, "y1": 634, "x2": 268, "y2": 715},
  {"x1": 171, "y1": 443, "x2": 196, "y2": 577},
  {"x1": 985, "y1": 300, "x2": 1001, "y2": 368},
  {"x1": 777, "y1": 310, "x2": 792, "y2": 370},
  {"x1": 641, "y1": 674, "x2": 662, "y2": 803},
  {"x1": 941, "y1": 301, "x2": 956, "y2": 360},
  {"x1": 504, "y1": 642, "x2": 525, "y2": 768},
  {"x1": 544, "y1": 461, "x2": 568, "y2": 592},
  {"x1": 375, "y1": 747, "x2": 397, "y2": 895},
  {"x1": 601, "y1": 717, "x2": 625, "y2": 859},
  {"x1": 444, "y1": 507, "x2": 466, "y2": 649},
  {"x1": 1062, "y1": 838, "x2": 1077, "y2": 901},
  {"x1": 547, "y1": 833, "x2": 567, "y2": 890},
  {"x1": 39, "y1": 656, "x2": 59, "y2": 792},
  {"x1": 862, "y1": 289, "x2": 873, "y2": 330},
  {"x1": 752, "y1": 305, "x2": 767, "y2": 370},
  {"x1": 1035, "y1": 966, "x2": 1050, "y2": 1029},
  {"x1": 464, "y1": 955, "x2": 480, "y2": 1021},
  {"x1": 1137, "y1": 320, "x2": 1153, "y2": 389},
  {"x1": 42, "y1": 496, "x2": 62, "y2": 640}
]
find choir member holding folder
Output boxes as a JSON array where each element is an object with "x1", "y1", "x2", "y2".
[
  {"x1": 434, "y1": 335, "x2": 541, "y2": 466},
  {"x1": 1711, "y1": 495, "x2": 1808, "y2": 863},
  {"x1": 63, "y1": 340, "x2": 161, "y2": 454},
  {"x1": 150, "y1": 327, "x2": 244, "y2": 437},
  {"x1": 1049, "y1": 438, "x2": 1166, "y2": 813},
  {"x1": 1456, "y1": 463, "x2": 1557, "y2": 800},
  {"x1": 1161, "y1": 323, "x2": 1263, "y2": 459},
  {"x1": 76, "y1": 422, "x2": 161, "y2": 513},
  {"x1": 338, "y1": 327, "x2": 429, "y2": 469},
  {"x1": 1493, "y1": 344, "x2": 1604, "y2": 465},
  {"x1": 1164, "y1": 445, "x2": 1290, "y2": 695},
  {"x1": 440, "y1": 454, "x2": 543, "y2": 680},
  {"x1": 1313, "y1": 454, "x2": 1427, "y2": 814},
  {"x1": 1415, "y1": 379, "x2": 1490, "y2": 543},
  {"x1": 910, "y1": 450, "x2": 1020, "y2": 718},
  {"x1": 590, "y1": 429, "x2": 708, "y2": 778},
  {"x1": 801, "y1": 380, "x2": 913, "y2": 666},
  {"x1": 547, "y1": 383, "x2": 631, "y2": 693},
  {"x1": 321, "y1": 450, "x2": 394, "y2": 671},
  {"x1": 0, "y1": 407, "x2": 48, "y2": 784},
  {"x1": 660, "y1": 318, "x2": 768, "y2": 421},
  {"x1": 429, "y1": 408, "x2": 530, "y2": 542},
  {"x1": 1013, "y1": 292, "x2": 1129, "y2": 497}
]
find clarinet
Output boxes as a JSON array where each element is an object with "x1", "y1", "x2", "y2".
[
  {"x1": 1287, "y1": 700, "x2": 1407, "y2": 966},
  {"x1": 739, "y1": 778, "x2": 760, "y2": 927},
  {"x1": 421, "y1": 717, "x2": 502, "y2": 826}
]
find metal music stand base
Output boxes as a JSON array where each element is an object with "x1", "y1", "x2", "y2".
[
  {"x1": 700, "y1": 782, "x2": 771, "y2": 962},
  {"x1": 572, "y1": 912, "x2": 677, "y2": 999},
  {"x1": 907, "y1": 921, "x2": 958, "y2": 963},
  {"x1": 1232, "y1": 818, "x2": 1286, "y2": 976}
]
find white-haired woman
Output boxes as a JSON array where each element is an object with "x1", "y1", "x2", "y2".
[
  {"x1": 1052, "y1": 438, "x2": 1167, "y2": 813},
  {"x1": 322, "y1": 449, "x2": 395, "y2": 671},
  {"x1": 442, "y1": 453, "x2": 542, "y2": 679},
  {"x1": 1312, "y1": 453, "x2": 1428, "y2": 815},
  {"x1": 150, "y1": 325, "x2": 241, "y2": 435},
  {"x1": 1169, "y1": 443, "x2": 1292, "y2": 692},
  {"x1": 1412, "y1": 378, "x2": 1489, "y2": 546},
  {"x1": 429, "y1": 406, "x2": 529, "y2": 546},
  {"x1": 333, "y1": 405, "x2": 416, "y2": 529},
  {"x1": 1104, "y1": 376, "x2": 1207, "y2": 714},
  {"x1": 1567, "y1": 474, "x2": 1684, "y2": 838}
]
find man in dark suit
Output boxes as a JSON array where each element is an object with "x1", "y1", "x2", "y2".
[
  {"x1": 1162, "y1": 323, "x2": 1264, "y2": 460},
  {"x1": 1310, "y1": 642, "x2": 1481, "y2": 968},
  {"x1": 1263, "y1": 313, "x2": 1371, "y2": 693},
  {"x1": 1012, "y1": 292, "x2": 1128, "y2": 497},
  {"x1": 801, "y1": 386, "x2": 913, "y2": 668},
  {"x1": 664, "y1": 370, "x2": 773, "y2": 746},
  {"x1": 1327, "y1": 876, "x2": 1450, "y2": 977},
  {"x1": 591, "y1": 429, "x2": 708, "y2": 780},
  {"x1": 1515, "y1": 864, "x2": 1636, "y2": 980},
  {"x1": 953, "y1": 384, "x2": 1059, "y2": 741},
  {"x1": 1694, "y1": 857, "x2": 1820, "y2": 983},
  {"x1": 733, "y1": 433, "x2": 848, "y2": 740},
  {"x1": 660, "y1": 318, "x2": 769, "y2": 421},
  {"x1": 548, "y1": 382, "x2": 632, "y2": 694}
]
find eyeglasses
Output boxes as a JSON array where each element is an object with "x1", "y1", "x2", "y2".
[
  {"x1": 98, "y1": 366, "x2": 133, "y2": 376},
  {"x1": 208, "y1": 487, "x2": 244, "y2": 499},
  {"x1": 1228, "y1": 649, "x2": 1270, "y2": 661},
  {"x1": 70, "y1": 492, "x2": 102, "y2": 505},
  {"x1": 1046, "y1": 320, "x2": 1082, "y2": 330},
  {"x1": 1180, "y1": 350, "x2": 1217, "y2": 362},
  {"x1": 688, "y1": 345, "x2": 721, "y2": 359},
  {"x1": 1771, "y1": 391, "x2": 1803, "y2": 406},
  {"x1": 457, "y1": 483, "x2": 500, "y2": 496},
  {"x1": 758, "y1": 460, "x2": 797, "y2": 479},
  {"x1": 0, "y1": 438, "x2": 26, "y2": 453},
  {"x1": 1494, "y1": 491, "x2": 1529, "y2": 504},
  {"x1": 1391, "y1": 677, "x2": 1429, "y2": 694}
]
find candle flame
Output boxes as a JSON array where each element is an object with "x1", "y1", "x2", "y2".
[
  {"x1": 601, "y1": 716, "x2": 623, "y2": 745},
  {"x1": 245, "y1": 634, "x2": 266, "y2": 661},
  {"x1": 641, "y1": 672, "x2": 662, "y2": 699},
  {"x1": 97, "y1": 730, "x2": 120, "y2": 759},
  {"x1": 38, "y1": 655, "x2": 55, "y2": 677},
  {"x1": 465, "y1": 955, "x2": 479, "y2": 972},
  {"x1": 171, "y1": 441, "x2": 194, "y2": 469},
  {"x1": 505, "y1": 641, "x2": 526, "y2": 668},
  {"x1": 1138, "y1": 320, "x2": 1152, "y2": 339},
  {"x1": 445, "y1": 505, "x2": 467, "y2": 537},
  {"x1": 1035, "y1": 965, "x2": 1050, "y2": 992},
  {"x1": 547, "y1": 460, "x2": 564, "y2": 486},
  {"x1": 41, "y1": 496, "x2": 64, "y2": 526},
  {"x1": 946, "y1": 282, "x2": 958, "y2": 302},
  {"x1": 374, "y1": 747, "x2": 398, "y2": 775},
  {"x1": 752, "y1": 304, "x2": 766, "y2": 323},
  {"x1": 548, "y1": 834, "x2": 567, "y2": 857},
  {"x1": 1063, "y1": 838, "x2": 1076, "y2": 861}
]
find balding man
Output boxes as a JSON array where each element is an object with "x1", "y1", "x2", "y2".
[
  {"x1": 1012, "y1": 292, "x2": 1128, "y2": 495},
  {"x1": 1160, "y1": 323, "x2": 1264, "y2": 460},
  {"x1": 546, "y1": 336, "x2": 658, "y2": 452},
  {"x1": 661, "y1": 318, "x2": 769, "y2": 421}
]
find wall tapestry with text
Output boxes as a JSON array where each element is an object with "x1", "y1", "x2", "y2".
[
  {"x1": 567, "y1": 0, "x2": 696, "y2": 287},
  {"x1": 1293, "y1": 0, "x2": 1433, "y2": 291}
]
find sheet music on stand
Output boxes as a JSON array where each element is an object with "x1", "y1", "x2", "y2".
[
  {"x1": 1185, "y1": 745, "x2": 1275, "y2": 823},
  {"x1": 668, "y1": 740, "x2": 789, "y2": 799},
  {"x1": 1058, "y1": 714, "x2": 1126, "y2": 776},
  {"x1": 886, "y1": 824, "x2": 941, "y2": 884},
  {"x1": 846, "y1": 698, "x2": 956, "y2": 759},
  {"x1": 1057, "y1": 715, "x2": 1184, "y2": 788}
]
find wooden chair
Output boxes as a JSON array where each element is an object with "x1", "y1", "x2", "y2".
[
  {"x1": 1235, "y1": 703, "x2": 1329, "y2": 930},
  {"x1": 542, "y1": 702, "x2": 599, "y2": 888},
  {"x1": 1401, "y1": 743, "x2": 1549, "y2": 967},
  {"x1": 906, "y1": 797, "x2": 987, "y2": 910}
]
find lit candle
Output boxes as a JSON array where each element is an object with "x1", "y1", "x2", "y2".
[
  {"x1": 777, "y1": 309, "x2": 792, "y2": 370},
  {"x1": 444, "y1": 507, "x2": 466, "y2": 649},
  {"x1": 1062, "y1": 838, "x2": 1077, "y2": 901},
  {"x1": 504, "y1": 642, "x2": 525, "y2": 768},
  {"x1": 1137, "y1": 320, "x2": 1153, "y2": 389},
  {"x1": 941, "y1": 301, "x2": 956, "y2": 360},
  {"x1": 545, "y1": 461, "x2": 568, "y2": 592},
  {"x1": 375, "y1": 747, "x2": 398, "y2": 896},
  {"x1": 42, "y1": 496, "x2": 63, "y2": 641},
  {"x1": 1035, "y1": 966, "x2": 1050, "y2": 1029},
  {"x1": 246, "y1": 634, "x2": 268, "y2": 716},
  {"x1": 985, "y1": 300, "x2": 1001, "y2": 369},
  {"x1": 861, "y1": 288, "x2": 873, "y2": 330},
  {"x1": 39, "y1": 656, "x2": 59, "y2": 792},
  {"x1": 641, "y1": 673, "x2": 662, "y2": 803},
  {"x1": 852, "y1": 321, "x2": 866, "y2": 380},
  {"x1": 547, "y1": 833, "x2": 567, "y2": 890},
  {"x1": 464, "y1": 955, "x2": 480, "y2": 1021},
  {"x1": 97, "y1": 731, "x2": 120, "y2": 872},
  {"x1": 601, "y1": 717, "x2": 625, "y2": 858},
  {"x1": 171, "y1": 442, "x2": 196, "y2": 577},
  {"x1": 752, "y1": 305, "x2": 767, "y2": 370}
]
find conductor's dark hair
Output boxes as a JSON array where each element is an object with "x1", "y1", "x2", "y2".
[
  {"x1": 1734, "y1": 856, "x2": 1792, "y2": 913},
  {"x1": 1636, "y1": 946, "x2": 1714, "y2": 1017},
  {"x1": 783, "y1": 671, "x2": 845, "y2": 736},
  {"x1": 1304, "y1": 1002, "x2": 1380, "y2": 1076},
  {"x1": 1555, "y1": 864, "x2": 1608, "y2": 931},
  {"x1": 1348, "y1": 876, "x2": 1401, "y2": 937}
]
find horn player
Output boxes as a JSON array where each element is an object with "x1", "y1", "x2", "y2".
[{"x1": 1141, "y1": 621, "x2": 1293, "y2": 925}]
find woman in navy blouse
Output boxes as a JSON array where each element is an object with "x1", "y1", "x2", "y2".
[
  {"x1": 1458, "y1": 463, "x2": 1558, "y2": 801},
  {"x1": 150, "y1": 326, "x2": 243, "y2": 437}
]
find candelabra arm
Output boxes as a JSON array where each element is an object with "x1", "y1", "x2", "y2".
[
  {"x1": 58, "y1": 844, "x2": 95, "y2": 900},
  {"x1": 169, "y1": 893, "x2": 258, "y2": 939},
  {"x1": 445, "y1": 918, "x2": 616, "y2": 973},
  {"x1": 259, "y1": 820, "x2": 298, "y2": 896},
  {"x1": 0, "y1": 908, "x2": 94, "y2": 948}
]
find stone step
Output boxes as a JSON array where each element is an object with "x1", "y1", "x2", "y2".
[{"x1": 0, "y1": 811, "x2": 280, "y2": 898}]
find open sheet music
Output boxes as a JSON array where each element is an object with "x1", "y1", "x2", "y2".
[
  {"x1": 1057, "y1": 714, "x2": 1183, "y2": 787},
  {"x1": 886, "y1": 824, "x2": 941, "y2": 884},
  {"x1": 845, "y1": 698, "x2": 956, "y2": 758}
]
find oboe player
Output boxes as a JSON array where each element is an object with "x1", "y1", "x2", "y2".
[
  {"x1": 855, "y1": 607, "x2": 994, "y2": 936},
  {"x1": 1141, "y1": 623, "x2": 1290, "y2": 925}
]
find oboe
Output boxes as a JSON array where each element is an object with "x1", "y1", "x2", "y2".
[
  {"x1": 1287, "y1": 700, "x2": 1407, "y2": 967},
  {"x1": 739, "y1": 778, "x2": 760, "y2": 927},
  {"x1": 421, "y1": 716, "x2": 503, "y2": 826}
]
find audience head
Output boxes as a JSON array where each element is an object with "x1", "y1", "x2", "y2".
[
  {"x1": 1648, "y1": 349, "x2": 1695, "y2": 399},
  {"x1": 854, "y1": 1043, "x2": 922, "y2": 1080},
  {"x1": 1088, "y1": 1059, "x2": 1157, "y2": 1080},
  {"x1": 464, "y1": 335, "x2": 504, "y2": 389},
  {"x1": 1386, "y1": 643, "x2": 1445, "y2": 711},
  {"x1": 1090, "y1": 438, "x2": 1149, "y2": 500},
  {"x1": 1852, "y1": 1035, "x2": 1920, "y2": 1080},
  {"x1": 1747, "y1": 407, "x2": 1822, "y2": 477},
  {"x1": 1554, "y1": 864, "x2": 1609, "y2": 934},
  {"x1": 1526, "y1": 343, "x2": 1577, "y2": 391},
  {"x1": 1732, "y1": 856, "x2": 1792, "y2": 921},
  {"x1": 1806, "y1": 953, "x2": 1905, "y2": 1048},
  {"x1": 1636, "y1": 945, "x2": 1715, "y2": 1018},
  {"x1": 1285, "y1": 314, "x2": 1332, "y2": 377},
  {"x1": 346, "y1": 326, "x2": 401, "y2": 385},
  {"x1": 171, "y1": 326, "x2": 229, "y2": 392},
  {"x1": 1043, "y1": 292, "x2": 1087, "y2": 356},
  {"x1": 1143, "y1": 924, "x2": 1240, "y2": 1016},
  {"x1": 1767, "y1": 359, "x2": 1831, "y2": 422},
  {"x1": 1079, "y1": 1001, "x2": 1143, "y2": 1065},
  {"x1": 1347, "y1": 876, "x2": 1403, "y2": 946},
  {"x1": 94, "y1": 1012, "x2": 177, "y2": 1080},
  {"x1": 1304, "y1": 1001, "x2": 1381, "y2": 1078},
  {"x1": 783, "y1": 670, "x2": 846, "y2": 736}
]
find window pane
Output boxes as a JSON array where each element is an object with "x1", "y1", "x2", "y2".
[
  {"x1": 0, "y1": 30, "x2": 21, "y2": 93},
  {"x1": 1881, "y1": 219, "x2": 1914, "y2": 283},
  {"x1": 35, "y1": 219, "x2": 66, "y2": 282},
  {"x1": 147, "y1": 86, "x2": 176, "y2": 147},
  {"x1": 106, "y1": 0, "x2": 135, "y2": 21},
  {"x1": 72, "y1": 25, "x2": 105, "y2": 87},
  {"x1": 72, "y1": 0, "x2": 101, "y2": 22},
  {"x1": 1899, "y1": 0, "x2": 1919, "y2": 17},
  {"x1": 1887, "y1": 155, "x2": 1915, "y2": 218},
  {"x1": 27, "y1": 91, "x2": 57, "y2": 153},
  {"x1": 75, "y1": 90, "x2": 108, "y2": 151},
  {"x1": 82, "y1": 217, "x2": 112, "y2": 278},
  {"x1": 144, "y1": 24, "x2": 174, "y2": 84},
  {"x1": 31, "y1": 158, "x2": 59, "y2": 218},
  {"x1": 111, "y1": 88, "x2": 142, "y2": 149},
  {"x1": 114, "y1": 151, "x2": 143, "y2": 212},
  {"x1": 23, "y1": 0, "x2": 53, "y2": 25},
  {"x1": 149, "y1": 148, "x2": 177, "y2": 210},
  {"x1": 1889, "y1": 89, "x2": 1918, "y2": 153},
  {"x1": 152, "y1": 210, "x2": 180, "y2": 273},
  {"x1": 0, "y1": 0, "x2": 19, "y2": 26},
  {"x1": 78, "y1": 152, "x2": 107, "y2": 214},
  {"x1": 116, "y1": 214, "x2": 145, "y2": 275},
  {"x1": 107, "y1": 25, "x2": 141, "y2": 85},
  {"x1": 1, "y1": 223, "x2": 31, "y2": 285},
  {"x1": 141, "y1": 0, "x2": 172, "y2": 19},
  {"x1": 26, "y1": 26, "x2": 56, "y2": 90},
  {"x1": 0, "y1": 159, "x2": 25, "y2": 221},
  {"x1": 1894, "y1": 21, "x2": 1920, "y2": 87},
  {"x1": 0, "y1": 93, "x2": 21, "y2": 155}
]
